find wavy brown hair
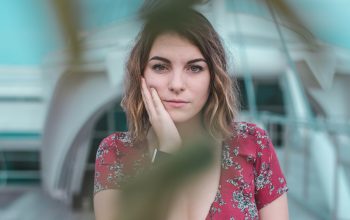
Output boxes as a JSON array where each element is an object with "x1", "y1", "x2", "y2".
[{"x1": 121, "y1": 8, "x2": 239, "y2": 144}]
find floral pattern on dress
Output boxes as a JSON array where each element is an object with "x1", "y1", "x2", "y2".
[
  {"x1": 232, "y1": 190, "x2": 258, "y2": 220},
  {"x1": 94, "y1": 132, "x2": 149, "y2": 192},
  {"x1": 222, "y1": 143, "x2": 234, "y2": 169},
  {"x1": 210, "y1": 185, "x2": 225, "y2": 215},
  {"x1": 94, "y1": 122, "x2": 288, "y2": 220}
]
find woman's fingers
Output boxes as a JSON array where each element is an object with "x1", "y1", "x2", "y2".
[
  {"x1": 150, "y1": 87, "x2": 165, "y2": 113},
  {"x1": 141, "y1": 78, "x2": 156, "y2": 116},
  {"x1": 142, "y1": 77, "x2": 167, "y2": 116},
  {"x1": 141, "y1": 77, "x2": 182, "y2": 152}
]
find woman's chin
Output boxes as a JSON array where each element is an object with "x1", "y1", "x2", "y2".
[
  {"x1": 171, "y1": 117, "x2": 190, "y2": 124},
  {"x1": 169, "y1": 112, "x2": 199, "y2": 125}
]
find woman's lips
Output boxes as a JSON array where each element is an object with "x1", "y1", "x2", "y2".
[{"x1": 163, "y1": 100, "x2": 189, "y2": 108}]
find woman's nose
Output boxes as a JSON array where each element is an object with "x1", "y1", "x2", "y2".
[{"x1": 168, "y1": 70, "x2": 185, "y2": 94}]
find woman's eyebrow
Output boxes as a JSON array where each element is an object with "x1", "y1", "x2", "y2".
[
  {"x1": 149, "y1": 56, "x2": 207, "y2": 65},
  {"x1": 149, "y1": 56, "x2": 170, "y2": 63},
  {"x1": 187, "y1": 58, "x2": 207, "y2": 64}
]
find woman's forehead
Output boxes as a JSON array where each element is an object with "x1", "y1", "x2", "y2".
[{"x1": 148, "y1": 32, "x2": 205, "y2": 62}]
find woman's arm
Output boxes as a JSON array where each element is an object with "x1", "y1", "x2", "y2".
[
  {"x1": 141, "y1": 77, "x2": 182, "y2": 153},
  {"x1": 94, "y1": 189, "x2": 120, "y2": 220},
  {"x1": 259, "y1": 193, "x2": 289, "y2": 220}
]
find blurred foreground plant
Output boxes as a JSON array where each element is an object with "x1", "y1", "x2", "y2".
[
  {"x1": 264, "y1": 0, "x2": 319, "y2": 49},
  {"x1": 51, "y1": 0, "x2": 81, "y2": 64},
  {"x1": 119, "y1": 140, "x2": 214, "y2": 220},
  {"x1": 49, "y1": 1, "x2": 320, "y2": 220},
  {"x1": 50, "y1": 0, "x2": 320, "y2": 65}
]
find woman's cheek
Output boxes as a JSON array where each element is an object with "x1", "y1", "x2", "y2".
[
  {"x1": 145, "y1": 76, "x2": 163, "y2": 92},
  {"x1": 144, "y1": 79, "x2": 156, "y2": 90},
  {"x1": 143, "y1": 72, "x2": 154, "y2": 88}
]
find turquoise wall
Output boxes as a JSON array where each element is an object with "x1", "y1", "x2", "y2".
[
  {"x1": 0, "y1": 0, "x2": 62, "y2": 65},
  {"x1": 0, "y1": 0, "x2": 142, "y2": 66},
  {"x1": 0, "y1": 0, "x2": 348, "y2": 66},
  {"x1": 226, "y1": 0, "x2": 350, "y2": 49}
]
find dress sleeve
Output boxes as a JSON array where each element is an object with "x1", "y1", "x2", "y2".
[
  {"x1": 94, "y1": 134, "x2": 126, "y2": 195},
  {"x1": 254, "y1": 127, "x2": 288, "y2": 210}
]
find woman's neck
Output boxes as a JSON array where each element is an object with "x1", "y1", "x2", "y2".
[
  {"x1": 146, "y1": 115, "x2": 216, "y2": 154},
  {"x1": 175, "y1": 115, "x2": 208, "y2": 147}
]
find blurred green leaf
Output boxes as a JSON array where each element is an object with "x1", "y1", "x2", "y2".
[
  {"x1": 51, "y1": 0, "x2": 81, "y2": 63},
  {"x1": 264, "y1": 0, "x2": 319, "y2": 49},
  {"x1": 119, "y1": 140, "x2": 215, "y2": 220}
]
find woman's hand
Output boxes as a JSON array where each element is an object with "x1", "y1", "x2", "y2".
[{"x1": 141, "y1": 77, "x2": 182, "y2": 153}]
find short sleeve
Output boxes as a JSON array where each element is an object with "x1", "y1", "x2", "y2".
[
  {"x1": 94, "y1": 134, "x2": 127, "y2": 195},
  {"x1": 254, "y1": 127, "x2": 288, "y2": 210}
]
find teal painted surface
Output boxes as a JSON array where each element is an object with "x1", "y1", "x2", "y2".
[
  {"x1": 0, "y1": 97, "x2": 43, "y2": 102},
  {"x1": 0, "y1": 132, "x2": 41, "y2": 140},
  {"x1": 226, "y1": 0, "x2": 270, "y2": 18},
  {"x1": 0, "y1": 0, "x2": 142, "y2": 66},
  {"x1": 286, "y1": 0, "x2": 350, "y2": 49},
  {"x1": 0, "y1": 0, "x2": 63, "y2": 65},
  {"x1": 77, "y1": 0, "x2": 142, "y2": 30},
  {"x1": 1, "y1": 0, "x2": 349, "y2": 66},
  {"x1": 226, "y1": 0, "x2": 350, "y2": 49}
]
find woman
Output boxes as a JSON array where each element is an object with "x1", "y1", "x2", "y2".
[{"x1": 93, "y1": 8, "x2": 289, "y2": 220}]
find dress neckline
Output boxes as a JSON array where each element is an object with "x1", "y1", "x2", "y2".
[
  {"x1": 141, "y1": 139, "x2": 225, "y2": 220},
  {"x1": 206, "y1": 142, "x2": 224, "y2": 219}
]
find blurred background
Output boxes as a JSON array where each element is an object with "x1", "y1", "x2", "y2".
[{"x1": 0, "y1": 0, "x2": 350, "y2": 219}]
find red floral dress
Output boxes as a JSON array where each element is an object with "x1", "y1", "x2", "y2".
[{"x1": 94, "y1": 122, "x2": 288, "y2": 220}]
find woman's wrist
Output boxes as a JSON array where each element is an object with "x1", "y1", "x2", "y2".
[
  {"x1": 158, "y1": 141, "x2": 182, "y2": 154},
  {"x1": 151, "y1": 148, "x2": 172, "y2": 163}
]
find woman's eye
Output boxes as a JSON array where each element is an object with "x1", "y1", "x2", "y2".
[
  {"x1": 188, "y1": 65, "x2": 203, "y2": 73},
  {"x1": 152, "y1": 64, "x2": 168, "y2": 72}
]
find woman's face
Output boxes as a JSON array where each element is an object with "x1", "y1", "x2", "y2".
[{"x1": 143, "y1": 32, "x2": 211, "y2": 124}]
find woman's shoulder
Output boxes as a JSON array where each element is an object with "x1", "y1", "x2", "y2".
[
  {"x1": 94, "y1": 132, "x2": 149, "y2": 193},
  {"x1": 231, "y1": 121, "x2": 268, "y2": 141},
  {"x1": 95, "y1": 132, "x2": 144, "y2": 162},
  {"x1": 99, "y1": 132, "x2": 133, "y2": 148},
  {"x1": 225, "y1": 121, "x2": 273, "y2": 155},
  {"x1": 226, "y1": 122, "x2": 288, "y2": 210}
]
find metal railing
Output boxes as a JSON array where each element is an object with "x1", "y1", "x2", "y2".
[
  {"x1": 251, "y1": 112, "x2": 350, "y2": 220},
  {"x1": 0, "y1": 132, "x2": 41, "y2": 187}
]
